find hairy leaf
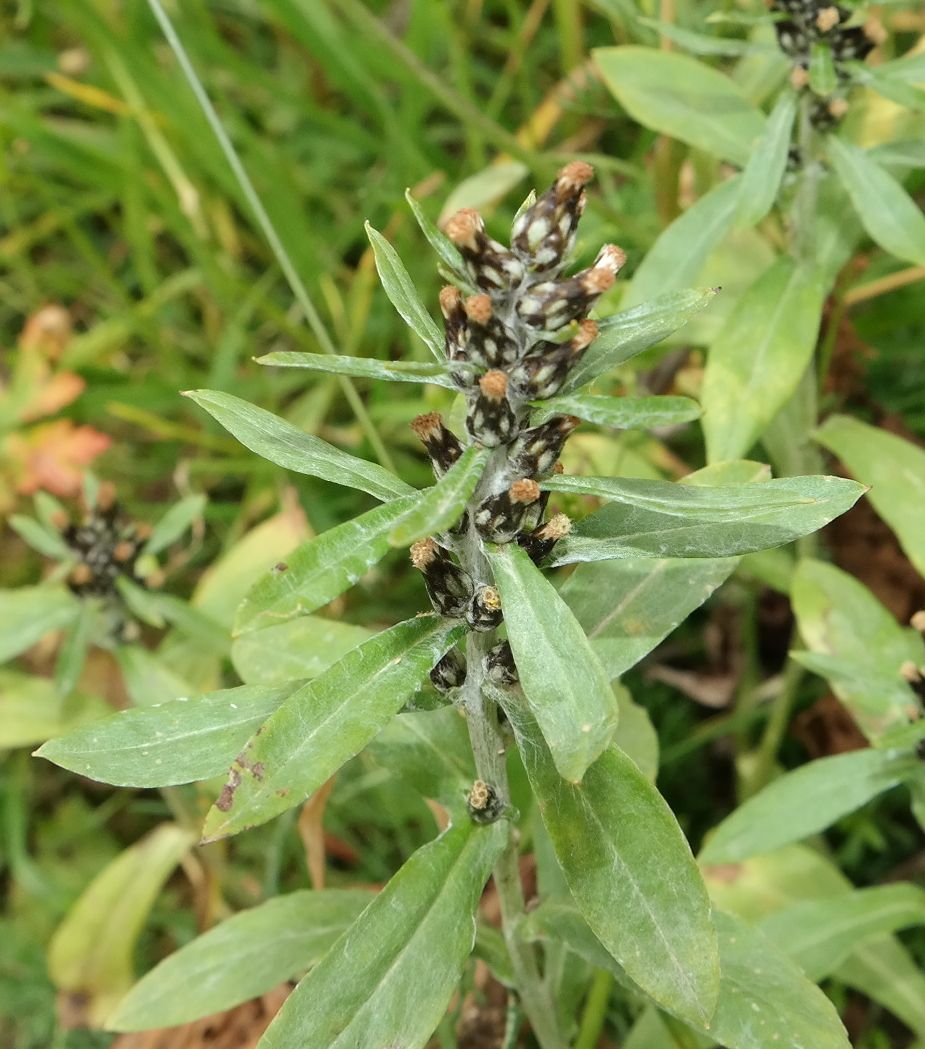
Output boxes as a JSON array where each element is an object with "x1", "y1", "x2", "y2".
[
  {"x1": 736, "y1": 90, "x2": 797, "y2": 227},
  {"x1": 232, "y1": 615, "x2": 372, "y2": 684},
  {"x1": 388, "y1": 446, "x2": 487, "y2": 546},
  {"x1": 532, "y1": 394, "x2": 700, "y2": 430},
  {"x1": 0, "y1": 585, "x2": 79, "y2": 664},
  {"x1": 256, "y1": 350, "x2": 458, "y2": 388}
]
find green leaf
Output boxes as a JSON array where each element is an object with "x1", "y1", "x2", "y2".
[
  {"x1": 201, "y1": 615, "x2": 462, "y2": 841},
  {"x1": 872, "y1": 51, "x2": 925, "y2": 82},
  {"x1": 759, "y1": 884, "x2": 925, "y2": 981},
  {"x1": 526, "y1": 903, "x2": 849, "y2": 1049},
  {"x1": 232, "y1": 615, "x2": 373, "y2": 684},
  {"x1": 108, "y1": 889, "x2": 374, "y2": 1031},
  {"x1": 367, "y1": 706, "x2": 475, "y2": 809},
  {"x1": 636, "y1": 17, "x2": 772, "y2": 57},
  {"x1": 486, "y1": 543, "x2": 618, "y2": 782},
  {"x1": 256, "y1": 350, "x2": 459, "y2": 388},
  {"x1": 388, "y1": 446, "x2": 487, "y2": 546},
  {"x1": 791, "y1": 558, "x2": 924, "y2": 740},
  {"x1": 0, "y1": 585, "x2": 79, "y2": 664},
  {"x1": 439, "y1": 160, "x2": 528, "y2": 221},
  {"x1": 564, "y1": 288, "x2": 718, "y2": 391},
  {"x1": 114, "y1": 576, "x2": 166, "y2": 628},
  {"x1": 0, "y1": 670, "x2": 107, "y2": 749},
  {"x1": 54, "y1": 599, "x2": 92, "y2": 697},
  {"x1": 736, "y1": 91, "x2": 798, "y2": 227},
  {"x1": 365, "y1": 221, "x2": 445, "y2": 359},
  {"x1": 506, "y1": 699, "x2": 718, "y2": 1025},
  {"x1": 258, "y1": 821, "x2": 505, "y2": 1049},
  {"x1": 8, "y1": 513, "x2": 73, "y2": 560},
  {"x1": 613, "y1": 683, "x2": 659, "y2": 781},
  {"x1": 404, "y1": 189, "x2": 468, "y2": 283},
  {"x1": 809, "y1": 41, "x2": 837, "y2": 95},
  {"x1": 234, "y1": 492, "x2": 418, "y2": 636},
  {"x1": 533, "y1": 394, "x2": 700, "y2": 430},
  {"x1": 624, "y1": 177, "x2": 743, "y2": 307},
  {"x1": 593, "y1": 47, "x2": 765, "y2": 165},
  {"x1": 36, "y1": 681, "x2": 303, "y2": 786},
  {"x1": 828, "y1": 137, "x2": 925, "y2": 266},
  {"x1": 815, "y1": 414, "x2": 925, "y2": 576},
  {"x1": 700, "y1": 748, "x2": 918, "y2": 864},
  {"x1": 48, "y1": 824, "x2": 195, "y2": 1026},
  {"x1": 185, "y1": 390, "x2": 413, "y2": 502},
  {"x1": 114, "y1": 645, "x2": 195, "y2": 707},
  {"x1": 141, "y1": 494, "x2": 205, "y2": 557},
  {"x1": 702, "y1": 256, "x2": 825, "y2": 462},
  {"x1": 546, "y1": 474, "x2": 864, "y2": 564},
  {"x1": 855, "y1": 65, "x2": 925, "y2": 113}
]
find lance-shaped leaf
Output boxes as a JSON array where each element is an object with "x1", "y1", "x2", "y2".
[
  {"x1": 8, "y1": 513, "x2": 73, "y2": 560},
  {"x1": 791, "y1": 558, "x2": 924, "y2": 740},
  {"x1": 202, "y1": 616, "x2": 462, "y2": 841},
  {"x1": 234, "y1": 492, "x2": 418, "y2": 636},
  {"x1": 815, "y1": 414, "x2": 925, "y2": 577},
  {"x1": 593, "y1": 47, "x2": 765, "y2": 165},
  {"x1": 388, "y1": 446, "x2": 487, "y2": 547},
  {"x1": 828, "y1": 137, "x2": 925, "y2": 266},
  {"x1": 505, "y1": 699, "x2": 718, "y2": 1025},
  {"x1": 625, "y1": 177, "x2": 742, "y2": 307},
  {"x1": 563, "y1": 288, "x2": 717, "y2": 391},
  {"x1": 759, "y1": 884, "x2": 925, "y2": 982},
  {"x1": 141, "y1": 493, "x2": 206, "y2": 557},
  {"x1": 404, "y1": 189, "x2": 468, "y2": 283},
  {"x1": 0, "y1": 585, "x2": 80, "y2": 664},
  {"x1": 852, "y1": 65, "x2": 925, "y2": 113},
  {"x1": 736, "y1": 91, "x2": 798, "y2": 227},
  {"x1": 36, "y1": 681, "x2": 304, "y2": 787},
  {"x1": 232, "y1": 615, "x2": 373, "y2": 684},
  {"x1": 486, "y1": 542, "x2": 618, "y2": 782},
  {"x1": 702, "y1": 256, "x2": 825, "y2": 463},
  {"x1": 546, "y1": 474, "x2": 864, "y2": 564},
  {"x1": 0, "y1": 671, "x2": 107, "y2": 749},
  {"x1": 532, "y1": 394, "x2": 700, "y2": 430},
  {"x1": 258, "y1": 821, "x2": 506, "y2": 1049},
  {"x1": 365, "y1": 221, "x2": 445, "y2": 359},
  {"x1": 368, "y1": 707, "x2": 475, "y2": 809},
  {"x1": 700, "y1": 748, "x2": 919, "y2": 865},
  {"x1": 108, "y1": 889, "x2": 375, "y2": 1031},
  {"x1": 256, "y1": 351, "x2": 459, "y2": 389},
  {"x1": 48, "y1": 824, "x2": 196, "y2": 1027},
  {"x1": 809, "y1": 42, "x2": 837, "y2": 95},
  {"x1": 185, "y1": 390, "x2": 413, "y2": 502},
  {"x1": 526, "y1": 903, "x2": 849, "y2": 1049}
]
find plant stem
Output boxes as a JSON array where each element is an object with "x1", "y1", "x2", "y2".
[{"x1": 574, "y1": 968, "x2": 613, "y2": 1049}]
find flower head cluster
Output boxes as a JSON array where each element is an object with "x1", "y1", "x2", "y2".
[
  {"x1": 772, "y1": 0, "x2": 882, "y2": 129},
  {"x1": 410, "y1": 164, "x2": 620, "y2": 694}
]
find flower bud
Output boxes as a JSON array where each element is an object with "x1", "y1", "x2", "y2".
[
  {"x1": 430, "y1": 648, "x2": 467, "y2": 693},
  {"x1": 511, "y1": 161, "x2": 594, "y2": 273},
  {"x1": 485, "y1": 640, "x2": 518, "y2": 685},
  {"x1": 444, "y1": 209, "x2": 525, "y2": 292},
  {"x1": 517, "y1": 513, "x2": 572, "y2": 564},
  {"x1": 509, "y1": 415, "x2": 580, "y2": 476},
  {"x1": 463, "y1": 294, "x2": 519, "y2": 369},
  {"x1": 410, "y1": 412, "x2": 464, "y2": 477},
  {"x1": 467, "y1": 584, "x2": 503, "y2": 632},
  {"x1": 410, "y1": 538, "x2": 474, "y2": 618},
  {"x1": 510, "y1": 319, "x2": 597, "y2": 401},
  {"x1": 831, "y1": 24, "x2": 875, "y2": 62},
  {"x1": 467, "y1": 779, "x2": 504, "y2": 824},
  {"x1": 516, "y1": 260, "x2": 619, "y2": 331},
  {"x1": 474, "y1": 478, "x2": 541, "y2": 542},
  {"x1": 466, "y1": 370, "x2": 516, "y2": 447},
  {"x1": 815, "y1": 6, "x2": 841, "y2": 32}
]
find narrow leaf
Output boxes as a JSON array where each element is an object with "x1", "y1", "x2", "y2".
[
  {"x1": 8, "y1": 514, "x2": 73, "y2": 560},
  {"x1": 232, "y1": 615, "x2": 373, "y2": 684},
  {"x1": 533, "y1": 394, "x2": 700, "y2": 430},
  {"x1": 258, "y1": 821, "x2": 505, "y2": 1049},
  {"x1": 815, "y1": 414, "x2": 925, "y2": 577},
  {"x1": 185, "y1": 390, "x2": 413, "y2": 502},
  {"x1": 486, "y1": 543, "x2": 618, "y2": 782},
  {"x1": 108, "y1": 890, "x2": 374, "y2": 1031},
  {"x1": 0, "y1": 585, "x2": 80, "y2": 664},
  {"x1": 388, "y1": 446, "x2": 487, "y2": 547},
  {"x1": 36, "y1": 681, "x2": 304, "y2": 787},
  {"x1": 546, "y1": 474, "x2": 864, "y2": 563},
  {"x1": 256, "y1": 350, "x2": 459, "y2": 388},
  {"x1": 593, "y1": 47, "x2": 765, "y2": 165},
  {"x1": 736, "y1": 91, "x2": 798, "y2": 227},
  {"x1": 365, "y1": 221, "x2": 445, "y2": 359},
  {"x1": 700, "y1": 748, "x2": 918, "y2": 864},
  {"x1": 234, "y1": 493, "x2": 418, "y2": 636},
  {"x1": 564, "y1": 288, "x2": 717, "y2": 391},
  {"x1": 506, "y1": 699, "x2": 719, "y2": 1025},
  {"x1": 0, "y1": 670, "x2": 107, "y2": 749},
  {"x1": 141, "y1": 494, "x2": 205, "y2": 557},
  {"x1": 702, "y1": 256, "x2": 825, "y2": 462},
  {"x1": 201, "y1": 616, "x2": 462, "y2": 841},
  {"x1": 404, "y1": 189, "x2": 468, "y2": 283},
  {"x1": 809, "y1": 42, "x2": 837, "y2": 95},
  {"x1": 828, "y1": 137, "x2": 925, "y2": 266}
]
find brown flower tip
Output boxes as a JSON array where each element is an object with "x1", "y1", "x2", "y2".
[
  {"x1": 595, "y1": 244, "x2": 627, "y2": 276},
  {"x1": 815, "y1": 6, "x2": 840, "y2": 32},
  {"x1": 97, "y1": 481, "x2": 117, "y2": 511},
  {"x1": 573, "y1": 319, "x2": 599, "y2": 351},
  {"x1": 439, "y1": 285, "x2": 462, "y2": 317},
  {"x1": 541, "y1": 513, "x2": 572, "y2": 540},
  {"x1": 828, "y1": 98, "x2": 849, "y2": 120},
  {"x1": 552, "y1": 460, "x2": 565, "y2": 474},
  {"x1": 411, "y1": 412, "x2": 443, "y2": 441},
  {"x1": 557, "y1": 161, "x2": 595, "y2": 193},
  {"x1": 410, "y1": 537, "x2": 438, "y2": 569},
  {"x1": 582, "y1": 267, "x2": 616, "y2": 295},
  {"x1": 479, "y1": 586, "x2": 502, "y2": 611},
  {"x1": 135, "y1": 522, "x2": 153, "y2": 541},
  {"x1": 900, "y1": 660, "x2": 922, "y2": 684},
  {"x1": 479, "y1": 370, "x2": 508, "y2": 399},
  {"x1": 444, "y1": 208, "x2": 483, "y2": 250},
  {"x1": 790, "y1": 65, "x2": 810, "y2": 90},
  {"x1": 559, "y1": 415, "x2": 581, "y2": 433},
  {"x1": 468, "y1": 778, "x2": 492, "y2": 811},
  {"x1": 50, "y1": 509, "x2": 70, "y2": 532},
  {"x1": 463, "y1": 293, "x2": 493, "y2": 326},
  {"x1": 70, "y1": 563, "x2": 93, "y2": 586},
  {"x1": 510, "y1": 478, "x2": 541, "y2": 505},
  {"x1": 146, "y1": 568, "x2": 166, "y2": 589},
  {"x1": 911, "y1": 610, "x2": 925, "y2": 633},
  {"x1": 113, "y1": 540, "x2": 136, "y2": 563},
  {"x1": 864, "y1": 17, "x2": 887, "y2": 45}
]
